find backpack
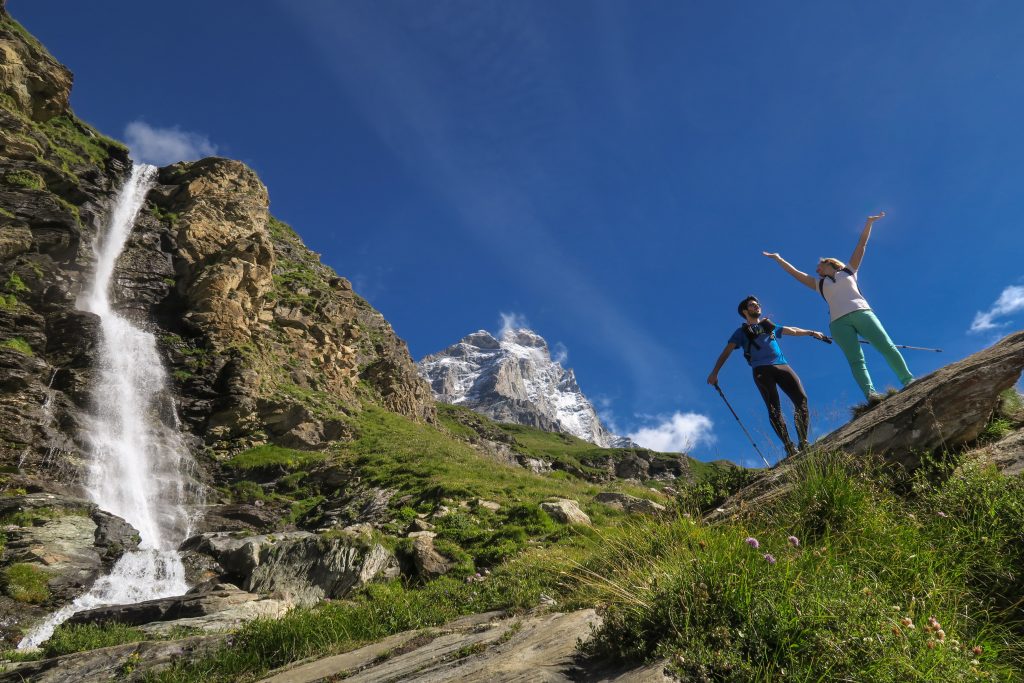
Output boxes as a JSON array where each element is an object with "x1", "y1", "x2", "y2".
[
  {"x1": 740, "y1": 319, "x2": 777, "y2": 362},
  {"x1": 818, "y1": 267, "x2": 854, "y2": 300}
]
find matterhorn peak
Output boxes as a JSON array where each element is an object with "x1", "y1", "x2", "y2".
[{"x1": 419, "y1": 327, "x2": 635, "y2": 448}]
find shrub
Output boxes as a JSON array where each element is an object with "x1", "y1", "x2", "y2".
[
  {"x1": 43, "y1": 623, "x2": 146, "y2": 657},
  {"x1": 3, "y1": 170, "x2": 43, "y2": 190},
  {"x1": 1, "y1": 338, "x2": 33, "y2": 356},
  {"x1": 3, "y1": 563, "x2": 50, "y2": 603}
]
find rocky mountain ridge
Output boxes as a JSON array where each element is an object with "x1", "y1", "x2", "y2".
[{"x1": 419, "y1": 327, "x2": 636, "y2": 448}]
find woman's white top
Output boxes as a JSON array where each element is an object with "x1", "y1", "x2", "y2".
[{"x1": 820, "y1": 269, "x2": 871, "y2": 321}]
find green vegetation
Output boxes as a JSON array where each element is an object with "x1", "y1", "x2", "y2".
[
  {"x1": 227, "y1": 445, "x2": 328, "y2": 472},
  {"x1": 4, "y1": 272, "x2": 28, "y2": 294},
  {"x1": 37, "y1": 115, "x2": 126, "y2": 168},
  {"x1": 3, "y1": 169, "x2": 44, "y2": 190},
  {"x1": 438, "y1": 403, "x2": 733, "y2": 486},
  {"x1": 0, "y1": 206, "x2": 15, "y2": 219},
  {"x1": 42, "y1": 623, "x2": 147, "y2": 658},
  {"x1": 267, "y1": 215, "x2": 299, "y2": 241},
  {"x1": 2, "y1": 563, "x2": 50, "y2": 604},
  {"x1": 0, "y1": 338, "x2": 33, "y2": 356},
  {"x1": 151, "y1": 204, "x2": 180, "y2": 225},
  {"x1": 580, "y1": 452, "x2": 1024, "y2": 681},
  {"x1": 141, "y1": 446, "x2": 1024, "y2": 682}
]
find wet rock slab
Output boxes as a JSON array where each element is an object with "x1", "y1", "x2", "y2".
[{"x1": 255, "y1": 609, "x2": 674, "y2": 683}]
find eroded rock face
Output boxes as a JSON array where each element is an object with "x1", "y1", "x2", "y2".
[
  {"x1": 0, "y1": 10, "x2": 72, "y2": 122},
  {"x1": 0, "y1": 8, "x2": 129, "y2": 482}
]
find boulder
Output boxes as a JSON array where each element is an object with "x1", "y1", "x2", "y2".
[
  {"x1": 412, "y1": 534, "x2": 454, "y2": 579},
  {"x1": 245, "y1": 536, "x2": 399, "y2": 606},
  {"x1": 540, "y1": 499, "x2": 591, "y2": 526},
  {"x1": 594, "y1": 492, "x2": 667, "y2": 515},
  {"x1": 814, "y1": 330, "x2": 1024, "y2": 468}
]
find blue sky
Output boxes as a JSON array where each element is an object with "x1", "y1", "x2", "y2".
[{"x1": 15, "y1": 1, "x2": 1024, "y2": 466}]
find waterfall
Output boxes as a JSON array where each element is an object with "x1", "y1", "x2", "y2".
[{"x1": 19, "y1": 164, "x2": 202, "y2": 649}]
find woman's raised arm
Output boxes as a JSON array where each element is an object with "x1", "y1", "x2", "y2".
[
  {"x1": 848, "y1": 211, "x2": 885, "y2": 272},
  {"x1": 763, "y1": 252, "x2": 817, "y2": 290}
]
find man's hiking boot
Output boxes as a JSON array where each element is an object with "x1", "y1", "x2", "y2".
[
  {"x1": 866, "y1": 392, "x2": 886, "y2": 407},
  {"x1": 784, "y1": 442, "x2": 799, "y2": 459}
]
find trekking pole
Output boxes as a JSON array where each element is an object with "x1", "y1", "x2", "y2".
[
  {"x1": 712, "y1": 383, "x2": 772, "y2": 468},
  {"x1": 822, "y1": 337, "x2": 941, "y2": 352}
]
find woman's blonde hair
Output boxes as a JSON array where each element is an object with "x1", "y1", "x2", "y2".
[{"x1": 819, "y1": 257, "x2": 846, "y2": 271}]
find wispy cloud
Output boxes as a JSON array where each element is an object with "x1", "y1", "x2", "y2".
[
  {"x1": 498, "y1": 312, "x2": 531, "y2": 339},
  {"x1": 281, "y1": 3, "x2": 684, "y2": 401},
  {"x1": 628, "y1": 412, "x2": 715, "y2": 453},
  {"x1": 970, "y1": 284, "x2": 1024, "y2": 333},
  {"x1": 552, "y1": 341, "x2": 569, "y2": 365},
  {"x1": 124, "y1": 121, "x2": 218, "y2": 166}
]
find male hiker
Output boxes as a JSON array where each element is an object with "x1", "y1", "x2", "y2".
[{"x1": 707, "y1": 295, "x2": 828, "y2": 457}]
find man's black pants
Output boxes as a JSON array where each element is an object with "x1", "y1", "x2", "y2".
[{"x1": 752, "y1": 364, "x2": 809, "y2": 449}]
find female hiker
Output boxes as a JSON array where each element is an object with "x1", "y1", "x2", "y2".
[{"x1": 762, "y1": 211, "x2": 913, "y2": 402}]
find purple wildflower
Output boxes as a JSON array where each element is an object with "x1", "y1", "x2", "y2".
[
  {"x1": 764, "y1": 553, "x2": 777, "y2": 564},
  {"x1": 744, "y1": 537, "x2": 760, "y2": 549},
  {"x1": 787, "y1": 536, "x2": 800, "y2": 547}
]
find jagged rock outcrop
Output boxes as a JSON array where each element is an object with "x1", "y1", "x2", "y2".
[
  {"x1": 0, "y1": 5, "x2": 433, "y2": 484},
  {"x1": 0, "y1": 9, "x2": 130, "y2": 482},
  {"x1": 708, "y1": 330, "x2": 1024, "y2": 523},
  {"x1": 143, "y1": 158, "x2": 434, "y2": 450},
  {"x1": 0, "y1": 493, "x2": 140, "y2": 643},
  {"x1": 0, "y1": 7, "x2": 71, "y2": 122},
  {"x1": 420, "y1": 328, "x2": 634, "y2": 448}
]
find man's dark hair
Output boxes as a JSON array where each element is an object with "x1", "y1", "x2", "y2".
[{"x1": 737, "y1": 295, "x2": 759, "y2": 317}]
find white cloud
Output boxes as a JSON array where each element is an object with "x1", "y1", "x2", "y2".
[
  {"x1": 970, "y1": 284, "x2": 1024, "y2": 333},
  {"x1": 552, "y1": 341, "x2": 568, "y2": 365},
  {"x1": 628, "y1": 412, "x2": 715, "y2": 453},
  {"x1": 498, "y1": 312, "x2": 530, "y2": 338},
  {"x1": 124, "y1": 121, "x2": 219, "y2": 166}
]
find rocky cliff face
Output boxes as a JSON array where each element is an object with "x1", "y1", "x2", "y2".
[
  {"x1": 420, "y1": 328, "x2": 633, "y2": 448},
  {"x1": 0, "y1": 6, "x2": 431, "y2": 490}
]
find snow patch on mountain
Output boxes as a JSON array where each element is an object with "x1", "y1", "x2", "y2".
[{"x1": 419, "y1": 327, "x2": 635, "y2": 448}]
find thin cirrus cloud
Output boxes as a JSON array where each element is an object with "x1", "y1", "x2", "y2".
[
  {"x1": 124, "y1": 121, "x2": 218, "y2": 166},
  {"x1": 280, "y1": 3, "x2": 683, "y2": 401},
  {"x1": 628, "y1": 412, "x2": 715, "y2": 454},
  {"x1": 969, "y1": 284, "x2": 1024, "y2": 333}
]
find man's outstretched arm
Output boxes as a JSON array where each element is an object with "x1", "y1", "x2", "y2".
[{"x1": 780, "y1": 326, "x2": 828, "y2": 341}]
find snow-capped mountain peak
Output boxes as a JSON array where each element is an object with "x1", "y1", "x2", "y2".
[{"x1": 418, "y1": 327, "x2": 634, "y2": 448}]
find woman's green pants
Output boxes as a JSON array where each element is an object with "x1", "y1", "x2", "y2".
[{"x1": 828, "y1": 309, "x2": 914, "y2": 398}]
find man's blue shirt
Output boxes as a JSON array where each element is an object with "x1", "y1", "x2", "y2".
[{"x1": 729, "y1": 321, "x2": 788, "y2": 368}]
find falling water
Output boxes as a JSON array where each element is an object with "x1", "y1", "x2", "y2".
[{"x1": 20, "y1": 164, "x2": 201, "y2": 649}]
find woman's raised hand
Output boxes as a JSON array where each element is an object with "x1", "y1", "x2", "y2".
[
  {"x1": 762, "y1": 251, "x2": 781, "y2": 260},
  {"x1": 866, "y1": 211, "x2": 886, "y2": 223}
]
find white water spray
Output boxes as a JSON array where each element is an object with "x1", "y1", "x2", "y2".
[{"x1": 20, "y1": 164, "x2": 201, "y2": 649}]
